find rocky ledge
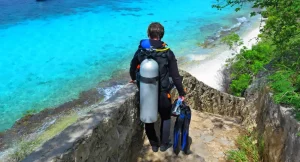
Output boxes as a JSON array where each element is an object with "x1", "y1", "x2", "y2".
[
  {"x1": 20, "y1": 70, "x2": 300, "y2": 162},
  {"x1": 22, "y1": 84, "x2": 143, "y2": 162}
]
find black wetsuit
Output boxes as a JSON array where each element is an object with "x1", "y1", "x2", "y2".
[{"x1": 129, "y1": 39, "x2": 185, "y2": 146}]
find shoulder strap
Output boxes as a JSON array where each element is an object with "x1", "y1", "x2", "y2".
[
  {"x1": 154, "y1": 48, "x2": 170, "y2": 58},
  {"x1": 155, "y1": 47, "x2": 170, "y2": 52},
  {"x1": 138, "y1": 47, "x2": 171, "y2": 63}
]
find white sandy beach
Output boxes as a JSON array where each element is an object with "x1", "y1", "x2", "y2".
[{"x1": 184, "y1": 21, "x2": 262, "y2": 91}]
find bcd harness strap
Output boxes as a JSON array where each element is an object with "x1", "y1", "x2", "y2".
[
  {"x1": 139, "y1": 76, "x2": 159, "y2": 84},
  {"x1": 154, "y1": 47, "x2": 169, "y2": 52},
  {"x1": 137, "y1": 47, "x2": 170, "y2": 84},
  {"x1": 141, "y1": 47, "x2": 170, "y2": 57}
]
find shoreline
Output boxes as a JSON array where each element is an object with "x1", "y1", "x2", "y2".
[
  {"x1": 182, "y1": 16, "x2": 263, "y2": 91},
  {"x1": 0, "y1": 70, "x2": 130, "y2": 152},
  {"x1": 0, "y1": 14, "x2": 262, "y2": 159},
  {"x1": 0, "y1": 15, "x2": 259, "y2": 133}
]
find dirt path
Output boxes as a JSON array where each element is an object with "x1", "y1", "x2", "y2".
[{"x1": 137, "y1": 109, "x2": 242, "y2": 162}]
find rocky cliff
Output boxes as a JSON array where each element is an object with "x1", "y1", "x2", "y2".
[
  {"x1": 245, "y1": 78, "x2": 300, "y2": 162},
  {"x1": 22, "y1": 85, "x2": 144, "y2": 162},
  {"x1": 175, "y1": 70, "x2": 256, "y2": 128},
  {"x1": 21, "y1": 71, "x2": 300, "y2": 162},
  {"x1": 22, "y1": 71, "x2": 246, "y2": 162},
  {"x1": 180, "y1": 70, "x2": 300, "y2": 162}
]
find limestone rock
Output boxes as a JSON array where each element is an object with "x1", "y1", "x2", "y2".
[
  {"x1": 137, "y1": 109, "x2": 242, "y2": 162},
  {"x1": 246, "y1": 78, "x2": 300, "y2": 162},
  {"x1": 21, "y1": 70, "x2": 300, "y2": 162},
  {"x1": 22, "y1": 84, "x2": 143, "y2": 162}
]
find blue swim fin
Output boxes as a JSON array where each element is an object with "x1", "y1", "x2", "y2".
[
  {"x1": 173, "y1": 101, "x2": 192, "y2": 155},
  {"x1": 173, "y1": 113, "x2": 184, "y2": 155},
  {"x1": 181, "y1": 106, "x2": 191, "y2": 154}
]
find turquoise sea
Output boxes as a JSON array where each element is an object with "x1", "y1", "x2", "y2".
[{"x1": 0, "y1": 0, "x2": 253, "y2": 131}]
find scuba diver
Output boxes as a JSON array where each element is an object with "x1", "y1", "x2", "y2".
[{"x1": 129, "y1": 22, "x2": 186, "y2": 152}]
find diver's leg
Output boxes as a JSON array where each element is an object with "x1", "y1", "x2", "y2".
[
  {"x1": 145, "y1": 123, "x2": 159, "y2": 152},
  {"x1": 158, "y1": 92, "x2": 172, "y2": 151},
  {"x1": 160, "y1": 118, "x2": 171, "y2": 144}
]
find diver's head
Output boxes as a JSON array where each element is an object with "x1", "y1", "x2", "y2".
[{"x1": 147, "y1": 22, "x2": 164, "y2": 40}]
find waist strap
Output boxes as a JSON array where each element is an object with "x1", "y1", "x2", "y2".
[{"x1": 139, "y1": 76, "x2": 159, "y2": 84}]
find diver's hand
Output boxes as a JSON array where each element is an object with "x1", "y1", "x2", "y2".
[
  {"x1": 178, "y1": 96, "x2": 185, "y2": 101},
  {"x1": 129, "y1": 80, "x2": 136, "y2": 83}
]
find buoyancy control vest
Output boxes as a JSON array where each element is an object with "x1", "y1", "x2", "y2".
[
  {"x1": 136, "y1": 46, "x2": 174, "y2": 123},
  {"x1": 136, "y1": 47, "x2": 174, "y2": 92}
]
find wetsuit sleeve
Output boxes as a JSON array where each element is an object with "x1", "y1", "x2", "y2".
[
  {"x1": 168, "y1": 50, "x2": 186, "y2": 96},
  {"x1": 129, "y1": 50, "x2": 139, "y2": 80}
]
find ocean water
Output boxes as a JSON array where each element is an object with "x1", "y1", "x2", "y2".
[{"x1": 0, "y1": 0, "x2": 253, "y2": 131}]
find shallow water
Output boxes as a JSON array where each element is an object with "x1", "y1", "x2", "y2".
[{"x1": 0, "y1": 0, "x2": 253, "y2": 131}]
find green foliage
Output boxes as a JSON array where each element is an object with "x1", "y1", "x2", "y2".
[
  {"x1": 225, "y1": 41, "x2": 274, "y2": 96},
  {"x1": 214, "y1": 1, "x2": 300, "y2": 112},
  {"x1": 237, "y1": 135, "x2": 259, "y2": 162},
  {"x1": 226, "y1": 131, "x2": 261, "y2": 162},
  {"x1": 230, "y1": 74, "x2": 251, "y2": 96},
  {"x1": 269, "y1": 70, "x2": 300, "y2": 119},
  {"x1": 227, "y1": 149, "x2": 248, "y2": 162},
  {"x1": 221, "y1": 32, "x2": 243, "y2": 50},
  {"x1": 213, "y1": 0, "x2": 300, "y2": 52}
]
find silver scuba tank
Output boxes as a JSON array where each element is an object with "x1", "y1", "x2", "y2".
[{"x1": 139, "y1": 58, "x2": 159, "y2": 123}]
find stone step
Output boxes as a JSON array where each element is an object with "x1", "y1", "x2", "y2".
[{"x1": 137, "y1": 109, "x2": 242, "y2": 162}]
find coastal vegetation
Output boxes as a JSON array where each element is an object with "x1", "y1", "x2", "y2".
[
  {"x1": 226, "y1": 130, "x2": 263, "y2": 162},
  {"x1": 214, "y1": 0, "x2": 300, "y2": 161},
  {"x1": 214, "y1": 0, "x2": 300, "y2": 116},
  {"x1": 222, "y1": 38, "x2": 275, "y2": 96}
]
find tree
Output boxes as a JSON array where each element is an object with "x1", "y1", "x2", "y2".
[{"x1": 213, "y1": 0, "x2": 300, "y2": 53}]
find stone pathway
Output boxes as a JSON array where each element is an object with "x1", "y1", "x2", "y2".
[{"x1": 137, "y1": 109, "x2": 242, "y2": 162}]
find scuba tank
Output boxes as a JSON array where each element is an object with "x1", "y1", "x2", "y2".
[{"x1": 139, "y1": 56, "x2": 159, "y2": 123}]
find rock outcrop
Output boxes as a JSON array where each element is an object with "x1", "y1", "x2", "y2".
[
  {"x1": 21, "y1": 70, "x2": 300, "y2": 162},
  {"x1": 246, "y1": 79, "x2": 300, "y2": 162},
  {"x1": 137, "y1": 109, "x2": 242, "y2": 162},
  {"x1": 22, "y1": 70, "x2": 247, "y2": 162},
  {"x1": 22, "y1": 85, "x2": 144, "y2": 162},
  {"x1": 174, "y1": 70, "x2": 256, "y2": 127}
]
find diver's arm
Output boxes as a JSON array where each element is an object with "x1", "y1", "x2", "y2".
[
  {"x1": 129, "y1": 50, "x2": 139, "y2": 81},
  {"x1": 168, "y1": 51, "x2": 186, "y2": 96}
]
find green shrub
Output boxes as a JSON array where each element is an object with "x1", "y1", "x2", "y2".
[
  {"x1": 227, "y1": 150, "x2": 248, "y2": 162},
  {"x1": 226, "y1": 41, "x2": 275, "y2": 96},
  {"x1": 230, "y1": 74, "x2": 251, "y2": 96},
  {"x1": 221, "y1": 33, "x2": 243, "y2": 50},
  {"x1": 213, "y1": 0, "x2": 300, "y2": 120},
  {"x1": 226, "y1": 131, "x2": 261, "y2": 162},
  {"x1": 269, "y1": 70, "x2": 300, "y2": 119}
]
